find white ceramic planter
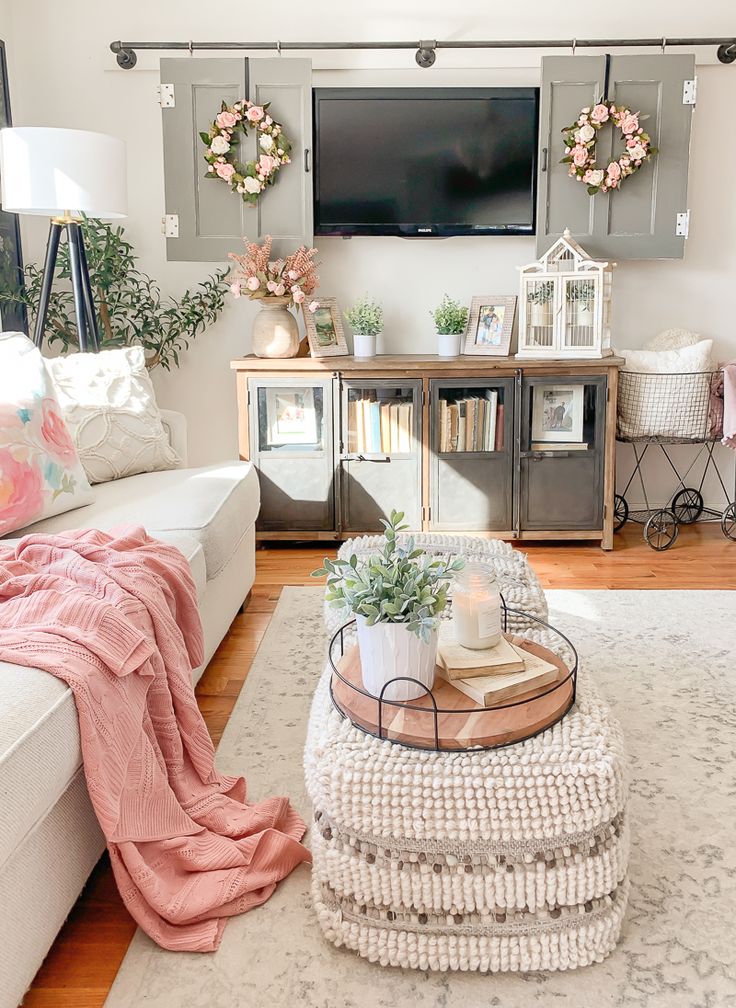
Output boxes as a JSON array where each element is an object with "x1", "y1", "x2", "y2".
[
  {"x1": 353, "y1": 332, "x2": 378, "y2": 358},
  {"x1": 437, "y1": 332, "x2": 462, "y2": 358},
  {"x1": 529, "y1": 302, "x2": 553, "y2": 327},
  {"x1": 356, "y1": 617, "x2": 439, "y2": 702},
  {"x1": 572, "y1": 303, "x2": 595, "y2": 327},
  {"x1": 251, "y1": 296, "x2": 300, "y2": 358}
]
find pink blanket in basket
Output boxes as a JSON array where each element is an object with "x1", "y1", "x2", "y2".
[{"x1": 0, "y1": 527, "x2": 310, "y2": 952}]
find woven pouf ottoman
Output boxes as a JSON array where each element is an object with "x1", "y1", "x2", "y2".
[{"x1": 304, "y1": 535, "x2": 629, "y2": 973}]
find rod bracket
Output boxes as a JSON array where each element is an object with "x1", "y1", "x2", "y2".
[
  {"x1": 416, "y1": 40, "x2": 437, "y2": 68},
  {"x1": 717, "y1": 43, "x2": 736, "y2": 64},
  {"x1": 110, "y1": 41, "x2": 137, "y2": 69}
]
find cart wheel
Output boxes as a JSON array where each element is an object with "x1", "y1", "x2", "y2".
[
  {"x1": 644, "y1": 509, "x2": 679, "y2": 551},
  {"x1": 671, "y1": 487, "x2": 704, "y2": 525},
  {"x1": 613, "y1": 494, "x2": 629, "y2": 531},
  {"x1": 722, "y1": 502, "x2": 736, "y2": 541}
]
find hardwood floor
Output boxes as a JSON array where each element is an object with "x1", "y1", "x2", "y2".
[{"x1": 22, "y1": 523, "x2": 735, "y2": 1007}]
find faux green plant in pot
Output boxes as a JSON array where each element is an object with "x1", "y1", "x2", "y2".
[
  {"x1": 344, "y1": 295, "x2": 383, "y2": 358},
  {"x1": 432, "y1": 294, "x2": 469, "y2": 359},
  {"x1": 313, "y1": 510, "x2": 464, "y2": 701}
]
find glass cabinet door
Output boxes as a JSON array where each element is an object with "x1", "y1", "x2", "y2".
[
  {"x1": 521, "y1": 276, "x2": 557, "y2": 353},
  {"x1": 429, "y1": 378, "x2": 514, "y2": 531},
  {"x1": 520, "y1": 375, "x2": 606, "y2": 530},
  {"x1": 249, "y1": 377, "x2": 335, "y2": 531},
  {"x1": 561, "y1": 275, "x2": 599, "y2": 355},
  {"x1": 339, "y1": 380, "x2": 421, "y2": 531}
]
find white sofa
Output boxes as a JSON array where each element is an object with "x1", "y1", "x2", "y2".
[{"x1": 0, "y1": 411, "x2": 259, "y2": 1008}]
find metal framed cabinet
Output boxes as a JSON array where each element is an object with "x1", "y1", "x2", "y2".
[
  {"x1": 429, "y1": 377, "x2": 515, "y2": 531},
  {"x1": 519, "y1": 374, "x2": 607, "y2": 531},
  {"x1": 248, "y1": 376, "x2": 335, "y2": 531},
  {"x1": 338, "y1": 378, "x2": 422, "y2": 532}
]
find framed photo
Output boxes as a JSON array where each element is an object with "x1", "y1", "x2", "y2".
[
  {"x1": 302, "y1": 297, "x2": 348, "y2": 358},
  {"x1": 463, "y1": 296, "x2": 516, "y2": 356},
  {"x1": 265, "y1": 387, "x2": 318, "y2": 446},
  {"x1": 531, "y1": 384, "x2": 584, "y2": 443},
  {"x1": 0, "y1": 40, "x2": 27, "y2": 334}
]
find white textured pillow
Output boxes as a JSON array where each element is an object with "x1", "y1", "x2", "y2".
[
  {"x1": 47, "y1": 346, "x2": 180, "y2": 484},
  {"x1": 0, "y1": 332, "x2": 94, "y2": 536},
  {"x1": 621, "y1": 339, "x2": 713, "y2": 374},
  {"x1": 646, "y1": 328, "x2": 702, "y2": 352}
]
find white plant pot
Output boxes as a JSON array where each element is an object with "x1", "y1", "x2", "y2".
[
  {"x1": 437, "y1": 332, "x2": 462, "y2": 358},
  {"x1": 529, "y1": 302, "x2": 553, "y2": 327},
  {"x1": 356, "y1": 617, "x2": 438, "y2": 702},
  {"x1": 353, "y1": 332, "x2": 378, "y2": 358},
  {"x1": 572, "y1": 303, "x2": 595, "y2": 326}
]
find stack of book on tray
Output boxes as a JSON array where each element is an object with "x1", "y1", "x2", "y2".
[
  {"x1": 438, "y1": 391, "x2": 504, "y2": 452},
  {"x1": 436, "y1": 622, "x2": 559, "y2": 705},
  {"x1": 350, "y1": 396, "x2": 413, "y2": 454}
]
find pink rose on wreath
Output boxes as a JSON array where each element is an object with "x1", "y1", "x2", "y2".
[
  {"x1": 215, "y1": 162, "x2": 236, "y2": 182},
  {"x1": 258, "y1": 155, "x2": 276, "y2": 175},
  {"x1": 216, "y1": 110, "x2": 238, "y2": 129},
  {"x1": 591, "y1": 103, "x2": 609, "y2": 123},
  {"x1": 246, "y1": 105, "x2": 265, "y2": 122},
  {"x1": 0, "y1": 449, "x2": 44, "y2": 534},
  {"x1": 607, "y1": 161, "x2": 622, "y2": 180},
  {"x1": 619, "y1": 113, "x2": 639, "y2": 135},
  {"x1": 40, "y1": 399, "x2": 77, "y2": 466},
  {"x1": 572, "y1": 145, "x2": 589, "y2": 167}
]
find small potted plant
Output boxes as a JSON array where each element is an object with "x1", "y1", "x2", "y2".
[
  {"x1": 432, "y1": 295, "x2": 469, "y2": 358},
  {"x1": 527, "y1": 280, "x2": 555, "y2": 328},
  {"x1": 313, "y1": 510, "x2": 463, "y2": 701},
  {"x1": 344, "y1": 295, "x2": 383, "y2": 358},
  {"x1": 566, "y1": 280, "x2": 595, "y2": 327}
]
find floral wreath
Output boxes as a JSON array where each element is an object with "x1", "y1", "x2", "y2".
[
  {"x1": 561, "y1": 100, "x2": 658, "y2": 195},
  {"x1": 201, "y1": 100, "x2": 292, "y2": 205}
]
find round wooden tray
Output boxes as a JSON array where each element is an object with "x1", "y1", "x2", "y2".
[{"x1": 330, "y1": 634, "x2": 574, "y2": 750}]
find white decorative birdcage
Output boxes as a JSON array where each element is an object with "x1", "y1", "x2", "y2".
[{"x1": 517, "y1": 230, "x2": 613, "y2": 359}]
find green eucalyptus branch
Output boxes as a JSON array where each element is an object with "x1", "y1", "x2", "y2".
[{"x1": 312, "y1": 509, "x2": 464, "y2": 642}]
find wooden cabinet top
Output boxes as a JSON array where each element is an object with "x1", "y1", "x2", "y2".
[{"x1": 231, "y1": 353, "x2": 625, "y2": 374}]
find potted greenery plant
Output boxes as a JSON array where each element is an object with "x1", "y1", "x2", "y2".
[
  {"x1": 432, "y1": 295, "x2": 469, "y2": 358},
  {"x1": 313, "y1": 510, "x2": 463, "y2": 701},
  {"x1": 344, "y1": 295, "x2": 383, "y2": 358},
  {"x1": 528, "y1": 280, "x2": 555, "y2": 328},
  {"x1": 566, "y1": 280, "x2": 596, "y2": 327}
]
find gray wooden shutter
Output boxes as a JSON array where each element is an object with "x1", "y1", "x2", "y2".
[
  {"x1": 161, "y1": 57, "x2": 312, "y2": 262},
  {"x1": 537, "y1": 54, "x2": 695, "y2": 260},
  {"x1": 245, "y1": 58, "x2": 313, "y2": 258}
]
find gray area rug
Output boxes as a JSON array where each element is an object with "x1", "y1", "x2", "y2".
[{"x1": 104, "y1": 587, "x2": 736, "y2": 1008}]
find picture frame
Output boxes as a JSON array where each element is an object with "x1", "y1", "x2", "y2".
[
  {"x1": 463, "y1": 295, "x2": 517, "y2": 356},
  {"x1": 0, "y1": 40, "x2": 27, "y2": 334},
  {"x1": 531, "y1": 384, "x2": 585, "y2": 443},
  {"x1": 302, "y1": 297, "x2": 348, "y2": 358},
  {"x1": 265, "y1": 387, "x2": 319, "y2": 446}
]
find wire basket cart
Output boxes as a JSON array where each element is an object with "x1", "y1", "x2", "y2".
[{"x1": 615, "y1": 370, "x2": 736, "y2": 550}]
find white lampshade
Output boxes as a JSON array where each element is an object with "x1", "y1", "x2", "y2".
[{"x1": 0, "y1": 127, "x2": 127, "y2": 218}]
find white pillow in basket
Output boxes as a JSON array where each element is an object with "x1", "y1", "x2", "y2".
[
  {"x1": 646, "y1": 328, "x2": 702, "y2": 352},
  {"x1": 618, "y1": 339, "x2": 714, "y2": 441},
  {"x1": 47, "y1": 346, "x2": 180, "y2": 484}
]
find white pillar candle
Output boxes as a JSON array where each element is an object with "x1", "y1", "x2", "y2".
[{"x1": 452, "y1": 563, "x2": 502, "y2": 649}]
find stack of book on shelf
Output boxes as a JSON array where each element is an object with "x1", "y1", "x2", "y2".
[
  {"x1": 350, "y1": 396, "x2": 413, "y2": 454},
  {"x1": 438, "y1": 391, "x2": 504, "y2": 453},
  {"x1": 531, "y1": 441, "x2": 588, "y2": 452},
  {"x1": 436, "y1": 622, "x2": 559, "y2": 705}
]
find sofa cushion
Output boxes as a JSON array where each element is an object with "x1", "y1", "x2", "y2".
[{"x1": 6, "y1": 462, "x2": 259, "y2": 581}]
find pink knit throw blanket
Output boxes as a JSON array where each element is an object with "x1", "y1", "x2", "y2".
[{"x1": 0, "y1": 527, "x2": 310, "y2": 952}]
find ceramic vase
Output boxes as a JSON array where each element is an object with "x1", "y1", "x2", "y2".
[
  {"x1": 353, "y1": 332, "x2": 378, "y2": 358},
  {"x1": 437, "y1": 331, "x2": 462, "y2": 358},
  {"x1": 356, "y1": 617, "x2": 438, "y2": 702},
  {"x1": 251, "y1": 296, "x2": 300, "y2": 358},
  {"x1": 530, "y1": 301, "x2": 553, "y2": 327},
  {"x1": 572, "y1": 302, "x2": 595, "y2": 327}
]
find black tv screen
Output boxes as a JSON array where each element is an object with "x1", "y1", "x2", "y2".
[{"x1": 313, "y1": 87, "x2": 539, "y2": 237}]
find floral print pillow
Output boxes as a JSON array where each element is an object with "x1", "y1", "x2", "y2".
[{"x1": 0, "y1": 332, "x2": 93, "y2": 536}]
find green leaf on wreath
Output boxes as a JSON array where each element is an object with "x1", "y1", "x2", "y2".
[{"x1": 199, "y1": 131, "x2": 212, "y2": 145}]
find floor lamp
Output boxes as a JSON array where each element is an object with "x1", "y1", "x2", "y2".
[{"x1": 0, "y1": 127, "x2": 127, "y2": 352}]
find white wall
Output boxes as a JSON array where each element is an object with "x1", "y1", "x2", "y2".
[{"x1": 3, "y1": 0, "x2": 735, "y2": 506}]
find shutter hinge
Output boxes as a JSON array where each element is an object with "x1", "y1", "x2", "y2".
[
  {"x1": 682, "y1": 78, "x2": 697, "y2": 105},
  {"x1": 158, "y1": 83, "x2": 175, "y2": 108},
  {"x1": 675, "y1": 211, "x2": 690, "y2": 238},
  {"x1": 161, "y1": 214, "x2": 179, "y2": 238}
]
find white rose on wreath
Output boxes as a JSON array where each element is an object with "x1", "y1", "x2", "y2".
[
  {"x1": 209, "y1": 135, "x2": 230, "y2": 155},
  {"x1": 243, "y1": 177, "x2": 262, "y2": 194},
  {"x1": 259, "y1": 134, "x2": 274, "y2": 152},
  {"x1": 578, "y1": 123, "x2": 596, "y2": 143}
]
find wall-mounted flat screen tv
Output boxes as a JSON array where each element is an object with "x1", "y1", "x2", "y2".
[{"x1": 313, "y1": 87, "x2": 539, "y2": 237}]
